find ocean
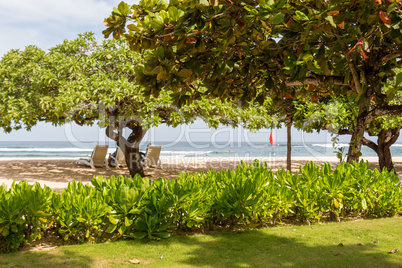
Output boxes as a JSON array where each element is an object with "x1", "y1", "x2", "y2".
[{"x1": 0, "y1": 141, "x2": 401, "y2": 159}]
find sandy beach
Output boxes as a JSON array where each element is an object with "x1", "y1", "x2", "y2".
[{"x1": 0, "y1": 156, "x2": 401, "y2": 190}]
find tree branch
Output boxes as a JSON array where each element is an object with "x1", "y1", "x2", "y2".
[
  {"x1": 284, "y1": 75, "x2": 348, "y2": 87},
  {"x1": 385, "y1": 126, "x2": 401, "y2": 147},
  {"x1": 367, "y1": 105, "x2": 402, "y2": 124},
  {"x1": 381, "y1": 52, "x2": 402, "y2": 64},
  {"x1": 361, "y1": 137, "x2": 378, "y2": 154},
  {"x1": 209, "y1": 11, "x2": 230, "y2": 21},
  {"x1": 73, "y1": 116, "x2": 98, "y2": 126},
  {"x1": 338, "y1": 129, "x2": 351, "y2": 135},
  {"x1": 105, "y1": 124, "x2": 119, "y2": 142},
  {"x1": 333, "y1": 30, "x2": 364, "y2": 94}
]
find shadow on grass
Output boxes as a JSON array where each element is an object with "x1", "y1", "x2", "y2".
[
  {"x1": 131, "y1": 228, "x2": 402, "y2": 268},
  {"x1": 0, "y1": 249, "x2": 93, "y2": 268},
  {"x1": 1, "y1": 224, "x2": 401, "y2": 267}
]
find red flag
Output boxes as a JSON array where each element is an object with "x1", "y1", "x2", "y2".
[{"x1": 269, "y1": 129, "x2": 273, "y2": 146}]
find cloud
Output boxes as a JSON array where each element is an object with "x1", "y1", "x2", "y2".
[{"x1": 0, "y1": 0, "x2": 126, "y2": 55}]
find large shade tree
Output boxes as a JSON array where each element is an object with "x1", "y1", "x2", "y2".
[
  {"x1": 296, "y1": 69, "x2": 402, "y2": 172},
  {"x1": 0, "y1": 33, "x2": 275, "y2": 177},
  {"x1": 103, "y1": 0, "x2": 402, "y2": 163}
]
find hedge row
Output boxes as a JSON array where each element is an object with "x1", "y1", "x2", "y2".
[{"x1": 1, "y1": 161, "x2": 401, "y2": 253}]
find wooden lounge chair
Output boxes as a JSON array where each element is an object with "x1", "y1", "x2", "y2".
[
  {"x1": 142, "y1": 145, "x2": 162, "y2": 168},
  {"x1": 75, "y1": 145, "x2": 109, "y2": 168},
  {"x1": 110, "y1": 147, "x2": 126, "y2": 168}
]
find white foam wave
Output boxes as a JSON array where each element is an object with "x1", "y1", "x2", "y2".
[
  {"x1": 160, "y1": 150, "x2": 213, "y2": 156},
  {"x1": 311, "y1": 143, "x2": 349, "y2": 148}
]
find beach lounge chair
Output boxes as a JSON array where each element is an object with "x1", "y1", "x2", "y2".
[
  {"x1": 110, "y1": 147, "x2": 126, "y2": 168},
  {"x1": 142, "y1": 145, "x2": 162, "y2": 168},
  {"x1": 75, "y1": 145, "x2": 109, "y2": 169}
]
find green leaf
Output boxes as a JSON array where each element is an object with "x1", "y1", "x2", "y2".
[
  {"x1": 113, "y1": 7, "x2": 122, "y2": 16},
  {"x1": 259, "y1": 0, "x2": 268, "y2": 8},
  {"x1": 295, "y1": 11, "x2": 309, "y2": 21},
  {"x1": 132, "y1": 232, "x2": 147, "y2": 239},
  {"x1": 154, "y1": 231, "x2": 171, "y2": 239},
  {"x1": 302, "y1": 54, "x2": 314, "y2": 62},
  {"x1": 108, "y1": 215, "x2": 118, "y2": 225},
  {"x1": 348, "y1": 93, "x2": 358, "y2": 102},
  {"x1": 2, "y1": 226, "x2": 9, "y2": 237},
  {"x1": 396, "y1": 72, "x2": 402, "y2": 86},
  {"x1": 199, "y1": 0, "x2": 209, "y2": 6},
  {"x1": 178, "y1": 69, "x2": 192, "y2": 77},
  {"x1": 76, "y1": 217, "x2": 86, "y2": 223},
  {"x1": 273, "y1": 12, "x2": 285, "y2": 24},
  {"x1": 325, "y1": 16, "x2": 336, "y2": 28},
  {"x1": 168, "y1": 6, "x2": 182, "y2": 21},
  {"x1": 11, "y1": 224, "x2": 18, "y2": 233},
  {"x1": 154, "y1": 47, "x2": 165, "y2": 59},
  {"x1": 361, "y1": 199, "x2": 367, "y2": 210},
  {"x1": 387, "y1": 2, "x2": 397, "y2": 14},
  {"x1": 118, "y1": 1, "x2": 130, "y2": 15},
  {"x1": 125, "y1": 216, "x2": 133, "y2": 227},
  {"x1": 267, "y1": 0, "x2": 275, "y2": 7},
  {"x1": 106, "y1": 224, "x2": 117, "y2": 233},
  {"x1": 127, "y1": 24, "x2": 141, "y2": 32},
  {"x1": 128, "y1": 208, "x2": 142, "y2": 214},
  {"x1": 86, "y1": 229, "x2": 90, "y2": 238},
  {"x1": 275, "y1": 0, "x2": 288, "y2": 9},
  {"x1": 157, "y1": 67, "x2": 167, "y2": 81}
]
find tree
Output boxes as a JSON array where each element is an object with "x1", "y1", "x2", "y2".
[
  {"x1": 295, "y1": 69, "x2": 402, "y2": 172},
  {"x1": 103, "y1": 0, "x2": 402, "y2": 163},
  {"x1": 0, "y1": 33, "x2": 275, "y2": 177}
]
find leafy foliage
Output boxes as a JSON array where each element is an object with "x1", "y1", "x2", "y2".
[
  {"x1": 0, "y1": 32, "x2": 276, "y2": 176},
  {"x1": 0, "y1": 32, "x2": 274, "y2": 132},
  {"x1": 103, "y1": 0, "x2": 402, "y2": 163},
  {"x1": 104, "y1": 0, "x2": 401, "y2": 101},
  {"x1": 1, "y1": 161, "x2": 401, "y2": 253}
]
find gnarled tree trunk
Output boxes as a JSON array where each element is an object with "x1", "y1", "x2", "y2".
[
  {"x1": 362, "y1": 127, "x2": 400, "y2": 173},
  {"x1": 106, "y1": 115, "x2": 147, "y2": 177}
]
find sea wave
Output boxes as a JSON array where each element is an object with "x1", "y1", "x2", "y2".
[
  {"x1": 311, "y1": 143, "x2": 349, "y2": 148},
  {"x1": 160, "y1": 150, "x2": 214, "y2": 156}
]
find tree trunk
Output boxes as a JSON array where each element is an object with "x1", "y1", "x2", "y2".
[
  {"x1": 377, "y1": 140, "x2": 394, "y2": 172},
  {"x1": 362, "y1": 127, "x2": 400, "y2": 173},
  {"x1": 122, "y1": 125, "x2": 147, "y2": 177},
  {"x1": 380, "y1": 147, "x2": 394, "y2": 173},
  {"x1": 340, "y1": 126, "x2": 400, "y2": 174},
  {"x1": 346, "y1": 99, "x2": 371, "y2": 163},
  {"x1": 346, "y1": 118, "x2": 365, "y2": 163},
  {"x1": 106, "y1": 117, "x2": 147, "y2": 177},
  {"x1": 287, "y1": 116, "x2": 292, "y2": 172},
  {"x1": 117, "y1": 145, "x2": 142, "y2": 176}
]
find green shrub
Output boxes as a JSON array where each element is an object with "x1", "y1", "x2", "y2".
[
  {"x1": 56, "y1": 181, "x2": 109, "y2": 243},
  {"x1": 1, "y1": 160, "x2": 401, "y2": 253}
]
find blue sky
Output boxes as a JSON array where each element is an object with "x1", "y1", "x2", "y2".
[{"x1": 0, "y1": 0, "x2": 353, "y2": 145}]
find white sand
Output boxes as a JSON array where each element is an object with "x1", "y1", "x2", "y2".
[{"x1": 0, "y1": 156, "x2": 400, "y2": 190}]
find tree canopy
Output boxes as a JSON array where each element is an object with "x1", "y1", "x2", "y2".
[
  {"x1": 103, "y1": 0, "x2": 402, "y2": 162},
  {"x1": 295, "y1": 68, "x2": 402, "y2": 171},
  {"x1": 0, "y1": 32, "x2": 275, "y2": 176}
]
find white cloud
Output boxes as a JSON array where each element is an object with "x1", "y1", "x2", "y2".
[{"x1": 0, "y1": 0, "x2": 132, "y2": 55}]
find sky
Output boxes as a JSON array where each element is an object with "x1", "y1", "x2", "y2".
[{"x1": 0, "y1": 0, "x2": 355, "y2": 146}]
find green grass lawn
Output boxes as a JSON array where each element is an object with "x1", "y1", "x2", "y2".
[{"x1": 1, "y1": 217, "x2": 401, "y2": 267}]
